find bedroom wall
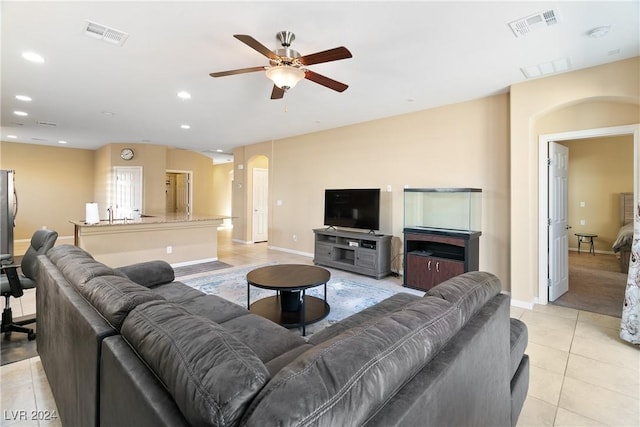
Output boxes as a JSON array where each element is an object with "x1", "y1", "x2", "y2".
[{"x1": 558, "y1": 135, "x2": 634, "y2": 252}]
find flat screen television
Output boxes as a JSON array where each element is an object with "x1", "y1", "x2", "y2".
[{"x1": 324, "y1": 188, "x2": 380, "y2": 231}]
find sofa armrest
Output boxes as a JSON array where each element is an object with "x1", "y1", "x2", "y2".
[{"x1": 115, "y1": 260, "x2": 175, "y2": 287}]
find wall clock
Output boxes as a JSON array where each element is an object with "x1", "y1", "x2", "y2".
[{"x1": 120, "y1": 148, "x2": 134, "y2": 161}]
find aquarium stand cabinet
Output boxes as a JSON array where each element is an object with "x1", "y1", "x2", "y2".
[
  {"x1": 313, "y1": 228, "x2": 392, "y2": 279},
  {"x1": 403, "y1": 228, "x2": 481, "y2": 291}
]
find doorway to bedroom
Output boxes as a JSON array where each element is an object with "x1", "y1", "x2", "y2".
[
  {"x1": 551, "y1": 136, "x2": 632, "y2": 317},
  {"x1": 540, "y1": 125, "x2": 639, "y2": 318}
]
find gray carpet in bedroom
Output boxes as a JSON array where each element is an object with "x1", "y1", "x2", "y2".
[{"x1": 552, "y1": 252, "x2": 627, "y2": 318}]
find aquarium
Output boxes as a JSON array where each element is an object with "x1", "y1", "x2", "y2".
[{"x1": 404, "y1": 188, "x2": 482, "y2": 232}]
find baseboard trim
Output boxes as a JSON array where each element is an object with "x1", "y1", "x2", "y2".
[
  {"x1": 267, "y1": 245, "x2": 313, "y2": 258},
  {"x1": 511, "y1": 299, "x2": 535, "y2": 310},
  {"x1": 170, "y1": 258, "x2": 218, "y2": 267}
]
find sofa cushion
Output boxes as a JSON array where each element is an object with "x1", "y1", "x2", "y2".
[
  {"x1": 121, "y1": 301, "x2": 270, "y2": 427},
  {"x1": 82, "y1": 275, "x2": 165, "y2": 330},
  {"x1": 219, "y1": 314, "x2": 307, "y2": 364},
  {"x1": 116, "y1": 260, "x2": 175, "y2": 287},
  {"x1": 242, "y1": 297, "x2": 460, "y2": 426},
  {"x1": 48, "y1": 245, "x2": 122, "y2": 289},
  {"x1": 181, "y1": 294, "x2": 250, "y2": 324},
  {"x1": 425, "y1": 271, "x2": 501, "y2": 324},
  {"x1": 151, "y1": 281, "x2": 206, "y2": 303}
]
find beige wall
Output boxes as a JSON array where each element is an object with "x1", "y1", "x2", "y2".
[
  {"x1": 166, "y1": 148, "x2": 215, "y2": 215},
  {"x1": 0, "y1": 141, "x2": 217, "y2": 241},
  {"x1": 232, "y1": 141, "x2": 273, "y2": 242},
  {"x1": 0, "y1": 141, "x2": 94, "y2": 239},
  {"x1": 559, "y1": 136, "x2": 634, "y2": 252},
  {"x1": 510, "y1": 57, "x2": 640, "y2": 303},
  {"x1": 234, "y1": 94, "x2": 511, "y2": 285},
  {"x1": 212, "y1": 162, "x2": 233, "y2": 219}
]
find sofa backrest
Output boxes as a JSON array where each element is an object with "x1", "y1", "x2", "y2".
[
  {"x1": 46, "y1": 244, "x2": 167, "y2": 330},
  {"x1": 82, "y1": 275, "x2": 165, "y2": 330},
  {"x1": 241, "y1": 296, "x2": 461, "y2": 426},
  {"x1": 48, "y1": 245, "x2": 123, "y2": 289},
  {"x1": 121, "y1": 301, "x2": 271, "y2": 427},
  {"x1": 425, "y1": 271, "x2": 503, "y2": 324}
]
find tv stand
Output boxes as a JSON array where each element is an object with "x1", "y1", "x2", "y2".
[{"x1": 313, "y1": 228, "x2": 391, "y2": 279}]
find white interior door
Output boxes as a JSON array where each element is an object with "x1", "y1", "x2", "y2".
[
  {"x1": 548, "y1": 142, "x2": 569, "y2": 301},
  {"x1": 252, "y1": 168, "x2": 268, "y2": 243},
  {"x1": 114, "y1": 166, "x2": 143, "y2": 219},
  {"x1": 176, "y1": 173, "x2": 190, "y2": 214}
]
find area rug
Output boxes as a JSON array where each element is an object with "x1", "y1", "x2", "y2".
[
  {"x1": 182, "y1": 264, "x2": 413, "y2": 336},
  {"x1": 173, "y1": 260, "x2": 232, "y2": 277}
]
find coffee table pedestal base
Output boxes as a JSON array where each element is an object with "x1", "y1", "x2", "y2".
[{"x1": 249, "y1": 295, "x2": 330, "y2": 335}]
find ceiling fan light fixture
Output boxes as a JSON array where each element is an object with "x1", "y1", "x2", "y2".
[{"x1": 265, "y1": 65, "x2": 305, "y2": 90}]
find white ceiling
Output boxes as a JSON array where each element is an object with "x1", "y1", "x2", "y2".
[{"x1": 2, "y1": 1, "x2": 638, "y2": 164}]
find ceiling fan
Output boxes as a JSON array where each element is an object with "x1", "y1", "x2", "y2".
[{"x1": 210, "y1": 31, "x2": 352, "y2": 99}]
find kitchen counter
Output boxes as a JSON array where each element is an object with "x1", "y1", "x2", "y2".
[
  {"x1": 71, "y1": 214, "x2": 231, "y2": 267},
  {"x1": 70, "y1": 213, "x2": 229, "y2": 227}
]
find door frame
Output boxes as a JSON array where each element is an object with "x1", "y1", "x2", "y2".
[
  {"x1": 166, "y1": 169, "x2": 192, "y2": 215},
  {"x1": 113, "y1": 166, "x2": 143, "y2": 218},
  {"x1": 538, "y1": 124, "x2": 639, "y2": 305}
]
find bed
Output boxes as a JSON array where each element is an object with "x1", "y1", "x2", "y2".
[{"x1": 612, "y1": 192, "x2": 635, "y2": 273}]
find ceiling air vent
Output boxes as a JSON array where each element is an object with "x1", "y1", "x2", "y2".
[
  {"x1": 37, "y1": 120, "x2": 57, "y2": 127},
  {"x1": 509, "y1": 9, "x2": 558, "y2": 38},
  {"x1": 82, "y1": 20, "x2": 129, "y2": 46}
]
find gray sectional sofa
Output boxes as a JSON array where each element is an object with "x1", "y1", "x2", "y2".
[{"x1": 35, "y1": 244, "x2": 529, "y2": 427}]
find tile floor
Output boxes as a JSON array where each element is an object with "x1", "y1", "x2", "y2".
[{"x1": 1, "y1": 229, "x2": 639, "y2": 426}]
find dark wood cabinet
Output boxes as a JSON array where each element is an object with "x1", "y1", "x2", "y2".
[{"x1": 403, "y1": 228, "x2": 480, "y2": 291}]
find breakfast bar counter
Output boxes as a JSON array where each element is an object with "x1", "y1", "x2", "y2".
[{"x1": 71, "y1": 214, "x2": 229, "y2": 267}]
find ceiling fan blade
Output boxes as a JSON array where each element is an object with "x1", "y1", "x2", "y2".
[
  {"x1": 209, "y1": 66, "x2": 265, "y2": 78},
  {"x1": 298, "y1": 46, "x2": 352, "y2": 66},
  {"x1": 270, "y1": 85, "x2": 285, "y2": 99},
  {"x1": 234, "y1": 34, "x2": 280, "y2": 61},
  {"x1": 304, "y1": 70, "x2": 348, "y2": 92}
]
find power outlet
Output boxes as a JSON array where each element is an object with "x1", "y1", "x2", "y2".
[
  {"x1": 166, "y1": 246, "x2": 173, "y2": 254},
  {"x1": 579, "y1": 220, "x2": 586, "y2": 226}
]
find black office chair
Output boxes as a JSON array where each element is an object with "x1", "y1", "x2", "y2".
[{"x1": 1, "y1": 228, "x2": 58, "y2": 340}]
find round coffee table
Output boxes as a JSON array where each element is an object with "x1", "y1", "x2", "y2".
[{"x1": 246, "y1": 264, "x2": 330, "y2": 335}]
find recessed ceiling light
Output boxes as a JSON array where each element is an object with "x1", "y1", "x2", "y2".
[
  {"x1": 177, "y1": 91, "x2": 191, "y2": 99},
  {"x1": 15, "y1": 95, "x2": 32, "y2": 102},
  {"x1": 101, "y1": 111, "x2": 116, "y2": 116},
  {"x1": 180, "y1": 124, "x2": 191, "y2": 129},
  {"x1": 588, "y1": 26, "x2": 611, "y2": 38},
  {"x1": 7, "y1": 135, "x2": 17, "y2": 139},
  {"x1": 216, "y1": 149, "x2": 223, "y2": 152},
  {"x1": 22, "y1": 51, "x2": 45, "y2": 63},
  {"x1": 58, "y1": 140, "x2": 68, "y2": 144},
  {"x1": 13, "y1": 110, "x2": 28, "y2": 116}
]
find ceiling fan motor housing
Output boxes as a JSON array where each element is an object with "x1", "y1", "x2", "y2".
[
  {"x1": 276, "y1": 30, "x2": 295, "y2": 47},
  {"x1": 271, "y1": 48, "x2": 301, "y2": 66}
]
